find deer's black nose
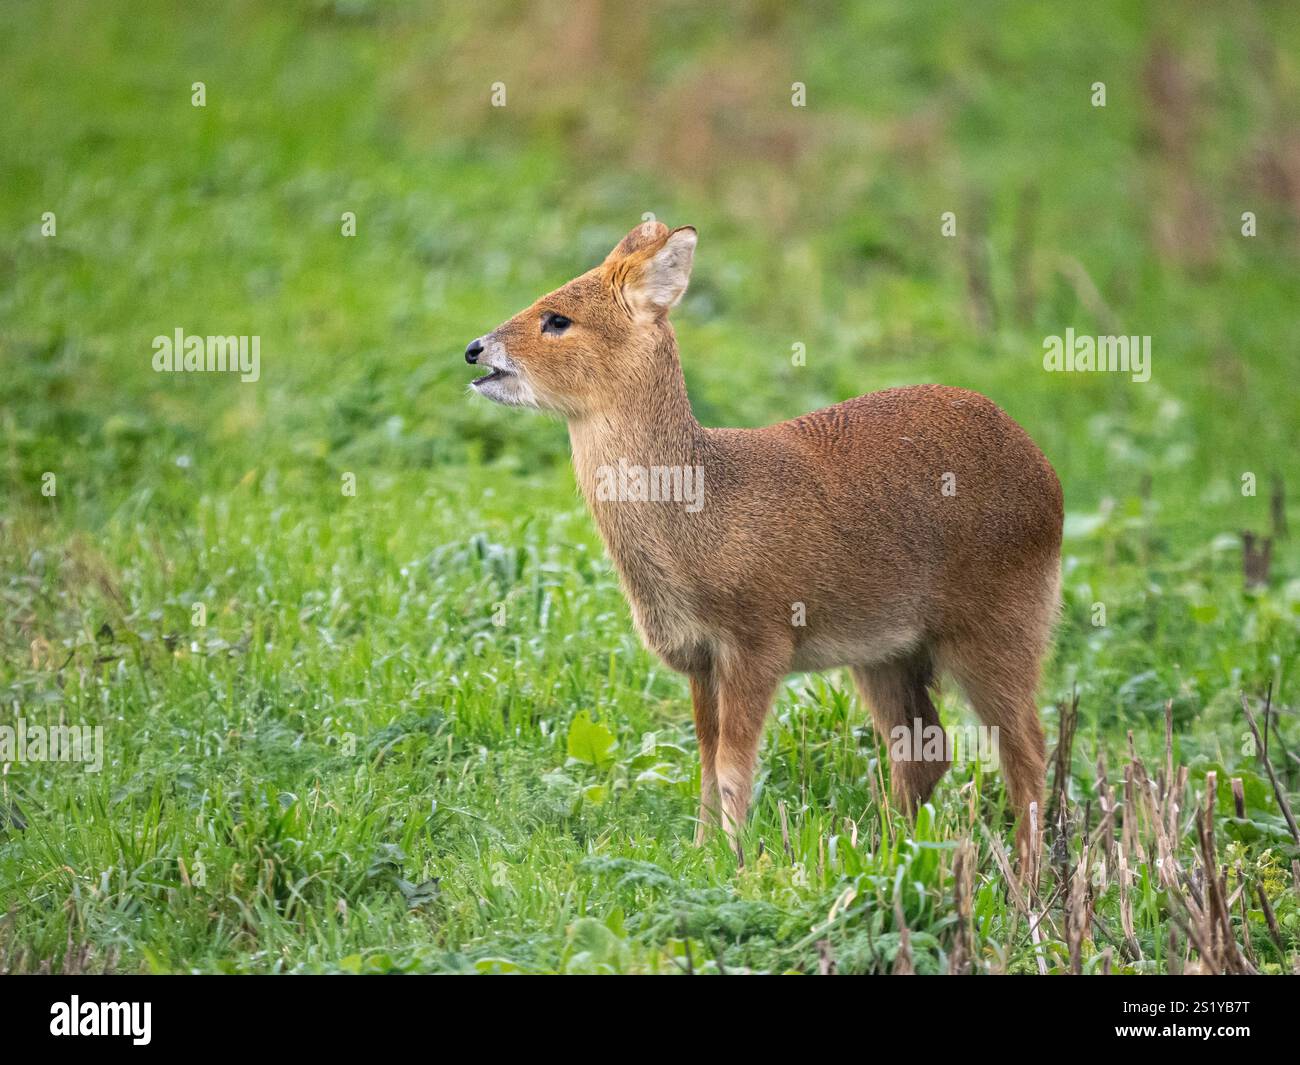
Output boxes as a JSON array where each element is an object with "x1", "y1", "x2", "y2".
[{"x1": 465, "y1": 338, "x2": 484, "y2": 364}]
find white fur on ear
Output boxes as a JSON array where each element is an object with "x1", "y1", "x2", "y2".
[{"x1": 630, "y1": 227, "x2": 696, "y2": 313}]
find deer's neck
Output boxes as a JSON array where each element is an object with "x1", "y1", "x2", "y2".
[
  {"x1": 568, "y1": 334, "x2": 701, "y2": 484},
  {"x1": 567, "y1": 334, "x2": 706, "y2": 567}
]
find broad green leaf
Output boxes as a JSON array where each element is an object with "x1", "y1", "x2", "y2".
[{"x1": 566, "y1": 710, "x2": 617, "y2": 768}]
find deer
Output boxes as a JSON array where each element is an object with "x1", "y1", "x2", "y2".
[{"x1": 465, "y1": 220, "x2": 1063, "y2": 867}]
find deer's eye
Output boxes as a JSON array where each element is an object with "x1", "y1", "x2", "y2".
[{"x1": 542, "y1": 313, "x2": 572, "y2": 335}]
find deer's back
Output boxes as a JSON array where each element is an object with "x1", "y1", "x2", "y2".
[{"x1": 692, "y1": 385, "x2": 1062, "y2": 656}]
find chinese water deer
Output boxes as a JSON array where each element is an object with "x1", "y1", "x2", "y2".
[{"x1": 465, "y1": 221, "x2": 1062, "y2": 866}]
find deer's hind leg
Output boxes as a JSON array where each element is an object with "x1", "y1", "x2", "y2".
[
  {"x1": 937, "y1": 603, "x2": 1054, "y2": 868},
  {"x1": 852, "y1": 652, "x2": 950, "y2": 815}
]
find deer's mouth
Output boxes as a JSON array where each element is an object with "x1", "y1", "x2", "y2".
[
  {"x1": 468, "y1": 346, "x2": 536, "y2": 408},
  {"x1": 472, "y1": 367, "x2": 512, "y2": 386}
]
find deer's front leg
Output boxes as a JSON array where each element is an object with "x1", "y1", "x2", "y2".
[
  {"x1": 689, "y1": 672, "x2": 720, "y2": 845},
  {"x1": 715, "y1": 655, "x2": 783, "y2": 864}
]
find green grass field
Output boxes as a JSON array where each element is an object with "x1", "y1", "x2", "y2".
[{"x1": 2, "y1": 0, "x2": 1299, "y2": 973}]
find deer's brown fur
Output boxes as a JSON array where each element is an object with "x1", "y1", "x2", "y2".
[{"x1": 467, "y1": 221, "x2": 1063, "y2": 864}]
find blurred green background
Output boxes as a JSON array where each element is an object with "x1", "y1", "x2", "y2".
[
  {"x1": 1, "y1": 0, "x2": 1298, "y2": 972},
  {"x1": 5, "y1": 0, "x2": 1298, "y2": 505}
]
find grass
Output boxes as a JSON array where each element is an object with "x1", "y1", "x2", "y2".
[{"x1": 1, "y1": 0, "x2": 1299, "y2": 973}]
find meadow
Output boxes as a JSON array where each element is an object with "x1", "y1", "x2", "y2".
[{"x1": 2, "y1": 0, "x2": 1299, "y2": 973}]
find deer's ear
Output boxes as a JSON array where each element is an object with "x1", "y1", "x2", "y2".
[
  {"x1": 619, "y1": 226, "x2": 697, "y2": 317},
  {"x1": 604, "y1": 219, "x2": 669, "y2": 264}
]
